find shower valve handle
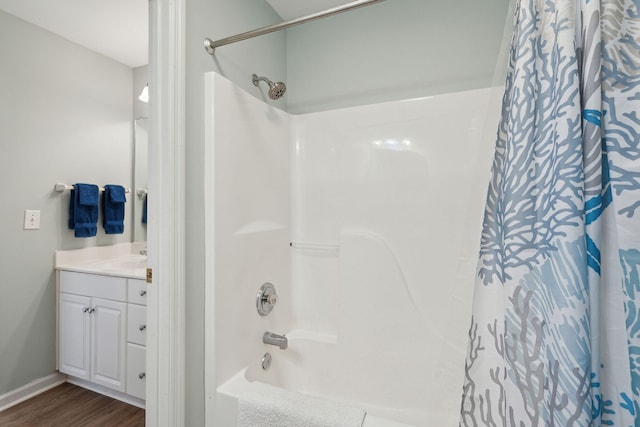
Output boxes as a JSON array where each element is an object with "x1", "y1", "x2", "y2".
[
  {"x1": 257, "y1": 282, "x2": 278, "y2": 316},
  {"x1": 265, "y1": 293, "x2": 278, "y2": 306}
]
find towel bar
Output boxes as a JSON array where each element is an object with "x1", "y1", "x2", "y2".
[{"x1": 55, "y1": 183, "x2": 131, "y2": 193}]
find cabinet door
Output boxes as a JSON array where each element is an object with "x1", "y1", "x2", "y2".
[
  {"x1": 59, "y1": 293, "x2": 91, "y2": 380},
  {"x1": 91, "y1": 297, "x2": 126, "y2": 392}
]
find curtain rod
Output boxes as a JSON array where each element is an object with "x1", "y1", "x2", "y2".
[{"x1": 204, "y1": 0, "x2": 387, "y2": 55}]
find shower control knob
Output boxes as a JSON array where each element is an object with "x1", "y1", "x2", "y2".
[{"x1": 257, "y1": 282, "x2": 278, "y2": 316}]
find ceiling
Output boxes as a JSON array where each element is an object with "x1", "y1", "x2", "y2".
[
  {"x1": 0, "y1": 0, "x2": 148, "y2": 68},
  {"x1": 0, "y1": 0, "x2": 353, "y2": 68},
  {"x1": 266, "y1": 0, "x2": 355, "y2": 20}
]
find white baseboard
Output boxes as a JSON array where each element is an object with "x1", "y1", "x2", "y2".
[
  {"x1": 67, "y1": 377, "x2": 146, "y2": 409},
  {"x1": 0, "y1": 372, "x2": 67, "y2": 412}
]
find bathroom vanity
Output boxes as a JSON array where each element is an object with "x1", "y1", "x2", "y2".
[{"x1": 54, "y1": 243, "x2": 147, "y2": 408}]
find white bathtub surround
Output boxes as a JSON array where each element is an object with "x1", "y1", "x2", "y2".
[
  {"x1": 204, "y1": 71, "x2": 293, "y2": 402},
  {"x1": 237, "y1": 381, "x2": 365, "y2": 427},
  {"x1": 204, "y1": 72, "x2": 500, "y2": 426}
]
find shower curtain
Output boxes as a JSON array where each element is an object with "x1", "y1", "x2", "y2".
[{"x1": 460, "y1": 0, "x2": 639, "y2": 426}]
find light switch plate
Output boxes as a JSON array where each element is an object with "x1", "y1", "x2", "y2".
[{"x1": 24, "y1": 210, "x2": 40, "y2": 230}]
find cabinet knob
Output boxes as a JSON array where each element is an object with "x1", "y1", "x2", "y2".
[
  {"x1": 139, "y1": 324, "x2": 147, "y2": 331},
  {"x1": 139, "y1": 290, "x2": 147, "y2": 296},
  {"x1": 83, "y1": 307, "x2": 90, "y2": 313},
  {"x1": 88, "y1": 308, "x2": 95, "y2": 314},
  {"x1": 138, "y1": 372, "x2": 146, "y2": 379}
]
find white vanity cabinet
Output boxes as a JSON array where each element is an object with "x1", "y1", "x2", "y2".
[{"x1": 58, "y1": 270, "x2": 146, "y2": 405}]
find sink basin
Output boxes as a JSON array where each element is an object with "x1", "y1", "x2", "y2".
[
  {"x1": 93, "y1": 256, "x2": 147, "y2": 271},
  {"x1": 105, "y1": 259, "x2": 147, "y2": 270}
]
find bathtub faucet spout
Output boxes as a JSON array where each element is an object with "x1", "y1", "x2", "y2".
[{"x1": 263, "y1": 331, "x2": 288, "y2": 350}]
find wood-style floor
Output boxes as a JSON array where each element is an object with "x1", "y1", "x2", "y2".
[{"x1": 0, "y1": 382, "x2": 145, "y2": 427}]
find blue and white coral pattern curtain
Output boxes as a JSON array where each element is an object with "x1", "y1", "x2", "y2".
[{"x1": 460, "y1": 0, "x2": 640, "y2": 425}]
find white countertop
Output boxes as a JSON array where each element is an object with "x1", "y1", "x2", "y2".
[{"x1": 55, "y1": 242, "x2": 147, "y2": 279}]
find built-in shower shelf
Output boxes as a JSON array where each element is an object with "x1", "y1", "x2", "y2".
[{"x1": 289, "y1": 242, "x2": 340, "y2": 252}]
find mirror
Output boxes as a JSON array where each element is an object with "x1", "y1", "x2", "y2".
[{"x1": 134, "y1": 117, "x2": 148, "y2": 242}]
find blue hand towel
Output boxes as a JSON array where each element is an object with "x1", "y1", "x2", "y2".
[
  {"x1": 142, "y1": 194, "x2": 147, "y2": 224},
  {"x1": 68, "y1": 183, "x2": 99, "y2": 238},
  {"x1": 103, "y1": 184, "x2": 126, "y2": 234}
]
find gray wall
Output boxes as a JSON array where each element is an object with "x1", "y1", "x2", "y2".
[
  {"x1": 184, "y1": 1, "x2": 286, "y2": 425},
  {"x1": 286, "y1": 0, "x2": 509, "y2": 113},
  {"x1": 0, "y1": 10, "x2": 133, "y2": 395}
]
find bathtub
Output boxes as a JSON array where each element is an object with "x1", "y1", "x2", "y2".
[{"x1": 215, "y1": 341, "x2": 421, "y2": 427}]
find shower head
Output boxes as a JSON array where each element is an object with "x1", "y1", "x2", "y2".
[{"x1": 252, "y1": 74, "x2": 286, "y2": 100}]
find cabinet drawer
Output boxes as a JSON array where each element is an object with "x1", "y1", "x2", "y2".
[
  {"x1": 128, "y1": 279, "x2": 147, "y2": 305},
  {"x1": 60, "y1": 271, "x2": 126, "y2": 301},
  {"x1": 127, "y1": 304, "x2": 147, "y2": 346},
  {"x1": 126, "y1": 343, "x2": 146, "y2": 400}
]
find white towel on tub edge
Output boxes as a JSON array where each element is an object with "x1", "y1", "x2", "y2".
[{"x1": 237, "y1": 382, "x2": 366, "y2": 427}]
